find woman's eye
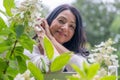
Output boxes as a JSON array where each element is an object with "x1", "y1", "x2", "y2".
[
  {"x1": 70, "y1": 25, "x2": 75, "y2": 30},
  {"x1": 58, "y1": 20, "x2": 65, "y2": 24}
]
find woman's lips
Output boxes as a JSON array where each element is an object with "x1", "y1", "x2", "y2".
[{"x1": 57, "y1": 31, "x2": 67, "y2": 37}]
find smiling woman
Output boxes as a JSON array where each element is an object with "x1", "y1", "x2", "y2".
[
  {"x1": 49, "y1": 10, "x2": 76, "y2": 44},
  {"x1": 24, "y1": 4, "x2": 89, "y2": 73}
]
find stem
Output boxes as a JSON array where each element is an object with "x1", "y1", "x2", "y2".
[
  {"x1": 10, "y1": 40, "x2": 18, "y2": 56},
  {"x1": 3, "y1": 40, "x2": 17, "y2": 74},
  {"x1": 3, "y1": 60, "x2": 9, "y2": 74}
]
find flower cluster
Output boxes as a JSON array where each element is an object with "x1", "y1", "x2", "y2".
[
  {"x1": 67, "y1": 38, "x2": 119, "y2": 80},
  {"x1": 11, "y1": 0, "x2": 42, "y2": 24},
  {"x1": 88, "y1": 38, "x2": 119, "y2": 77},
  {"x1": 10, "y1": 0, "x2": 43, "y2": 36},
  {"x1": 14, "y1": 70, "x2": 35, "y2": 80}
]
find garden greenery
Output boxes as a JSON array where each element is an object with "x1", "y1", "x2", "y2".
[{"x1": 0, "y1": 0, "x2": 118, "y2": 80}]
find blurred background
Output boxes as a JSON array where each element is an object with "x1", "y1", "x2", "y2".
[{"x1": 0, "y1": 0, "x2": 120, "y2": 78}]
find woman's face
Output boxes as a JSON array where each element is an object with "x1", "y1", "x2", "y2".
[{"x1": 50, "y1": 10, "x2": 76, "y2": 44}]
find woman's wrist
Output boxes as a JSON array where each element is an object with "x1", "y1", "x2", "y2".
[{"x1": 50, "y1": 38, "x2": 70, "y2": 54}]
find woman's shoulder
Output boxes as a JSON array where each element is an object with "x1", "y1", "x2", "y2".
[{"x1": 71, "y1": 54, "x2": 86, "y2": 63}]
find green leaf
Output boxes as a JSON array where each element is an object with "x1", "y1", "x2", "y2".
[
  {"x1": 100, "y1": 75, "x2": 116, "y2": 80},
  {"x1": 0, "y1": 58, "x2": 8, "y2": 75},
  {"x1": 0, "y1": 40, "x2": 12, "y2": 53},
  {"x1": 0, "y1": 9, "x2": 8, "y2": 17},
  {"x1": 0, "y1": 20, "x2": 10, "y2": 41},
  {"x1": 2, "y1": 74, "x2": 9, "y2": 80},
  {"x1": 19, "y1": 34, "x2": 35, "y2": 52},
  {"x1": 14, "y1": 46, "x2": 29, "y2": 60},
  {"x1": 6, "y1": 75, "x2": 13, "y2": 80},
  {"x1": 70, "y1": 64, "x2": 85, "y2": 77},
  {"x1": 15, "y1": 24, "x2": 25, "y2": 39},
  {"x1": 0, "y1": 17, "x2": 7, "y2": 30},
  {"x1": 83, "y1": 61, "x2": 89, "y2": 75},
  {"x1": 3, "y1": 0, "x2": 15, "y2": 16},
  {"x1": 6, "y1": 67, "x2": 18, "y2": 79},
  {"x1": 13, "y1": 46, "x2": 28, "y2": 73},
  {"x1": 14, "y1": 46, "x2": 24, "y2": 54},
  {"x1": 43, "y1": 36, "x2": 54, "y2": 60},
  {"x1": 87, "y1": 63, "x2": 100, "y2": 79},
  {"x1": 0, "y1": 29, "x2": 10, "y2": 36},
  {"x1": 50, "y1": 52, "x2": 71, "y2": 72},
  {"x1": 6, "y1": 60, "x2": 19, "y2": 78},
  {"x1": 0, "y1": 47, "x2": 9, "y2": 53},
  {"x1": 67, "y1": 76, "x2": 80, "y2": 80},
  {"x1": 28, "y1": 61, "x2": 44, "y2": 80},
  {"x1": 16, "y1": 56, "x2": 27, "y2": 73}
]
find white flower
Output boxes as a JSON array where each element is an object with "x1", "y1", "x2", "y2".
[
  {"x1": 12, "y1": 0, "x2": 43, "y2": 27},
  {"x1": 108, "y1": 66, "x2": 118, "y2": 75},
  {"x1": 14, "y1": 74, "x2": 25, "y2": 80},
  {"x1": 113, "y1": 60, "x2": 119, "y2": 67},
  {"x1": 87, "y1": 54, "x2": 96, "y2": 63},
  {"x1": 11, "y1": 8, "x2": 19, "y2": 16},
  {"x1": 91, "y1": 49, "x2": 99, "y2": 52},
  {"x1": 95, "y1": 42, "x2": 105, "y2": 47},
  {"x1": 93, "y1": 75, "x2": 100, "y2": 80},
  {"x1": 104, "y1": 57, "x2": 111, "y2": 66},
  {"x1": 14, "y1": 70, "x2": 35, "y2": 80},
  {"x1": 98, "y1": 68, "x2": 107, "y2": 77},
  {"x1": 89, "y1": 38, "x2": 119, "y2": 78},
  {"x1": 28, "y1": 22, "x2": 33, "y2": 27},
  {"x1": 30, "y1": 77, "x2": 35, "y2": 80},
  {"x1": 110, "y1": 55, "x2": 118, "y2": 59},
  {"x1": 20, "y1": 12, "x2": 24, "y2": 19}
]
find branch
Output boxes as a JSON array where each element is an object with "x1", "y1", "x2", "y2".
[{"x1": 10, "y1": 40, "x2": 18, "y2": 56}]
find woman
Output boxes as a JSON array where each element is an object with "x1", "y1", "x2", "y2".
[{"x1": 24, "y1": 4, "x2": 89, "y2": 72}]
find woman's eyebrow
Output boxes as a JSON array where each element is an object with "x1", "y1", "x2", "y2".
[
  {"x1": 58, "y1": 16, "x2": 75, "y2": 23},
  {"x1": 58, "y1": 16, "x2": 66, "y2": 20}
]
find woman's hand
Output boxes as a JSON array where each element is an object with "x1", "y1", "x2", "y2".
[
  {"x1": 40, "y1": 18, "x2": 54, "y2": 41},
  {"x1": 34, "y1": 18, "x2": 46, "y2": 47},
  {"x1": 34, "y1": 18, "x2": 60, "y2": 57},
  {"x1": 34, "y1": 18, "x2": 54, "y2": 41},
  {"x1": 34, "y1": 18, "x2": 70, "y2": 54}
]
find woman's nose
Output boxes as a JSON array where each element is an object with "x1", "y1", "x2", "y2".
[{"x1": 61, "y1": 24, "x2": 69, "y2": 31}]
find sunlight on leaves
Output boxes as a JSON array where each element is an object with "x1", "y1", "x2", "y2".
[
  {"x1": 43, "y1": 36, "x2": 54, "y2": 60},
  {"x1": 50, "y1": 52, "x2": 71, "y2": 72},
  {"x1": 28, "y1": 61, "x2": 44, "y2": 80}
]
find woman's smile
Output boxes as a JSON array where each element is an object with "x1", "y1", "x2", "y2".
[{"x1": 50, "y1": 10, "x2": 76, "y2": 44}]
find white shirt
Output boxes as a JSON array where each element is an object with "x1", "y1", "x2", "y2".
[{"x1": 24, "y1": 45, "x2": 87, "y2": 72}]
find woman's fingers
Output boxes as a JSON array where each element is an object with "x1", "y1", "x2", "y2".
[
  {"x1": 34, "y1": 25, "x2": 42, "y2": 32},
  {"x1": 41, "y1": 19, "x2": 53, "y2": 40},
  {"x1": 34, "y1": 18, "x2": 46, "y2": 35},
  {"x1": 34, "y1": 24, "x2": 45, "y2": 41},
  {"x1": 34, "y1": 18, "x2": 53, "y2": 41}
]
